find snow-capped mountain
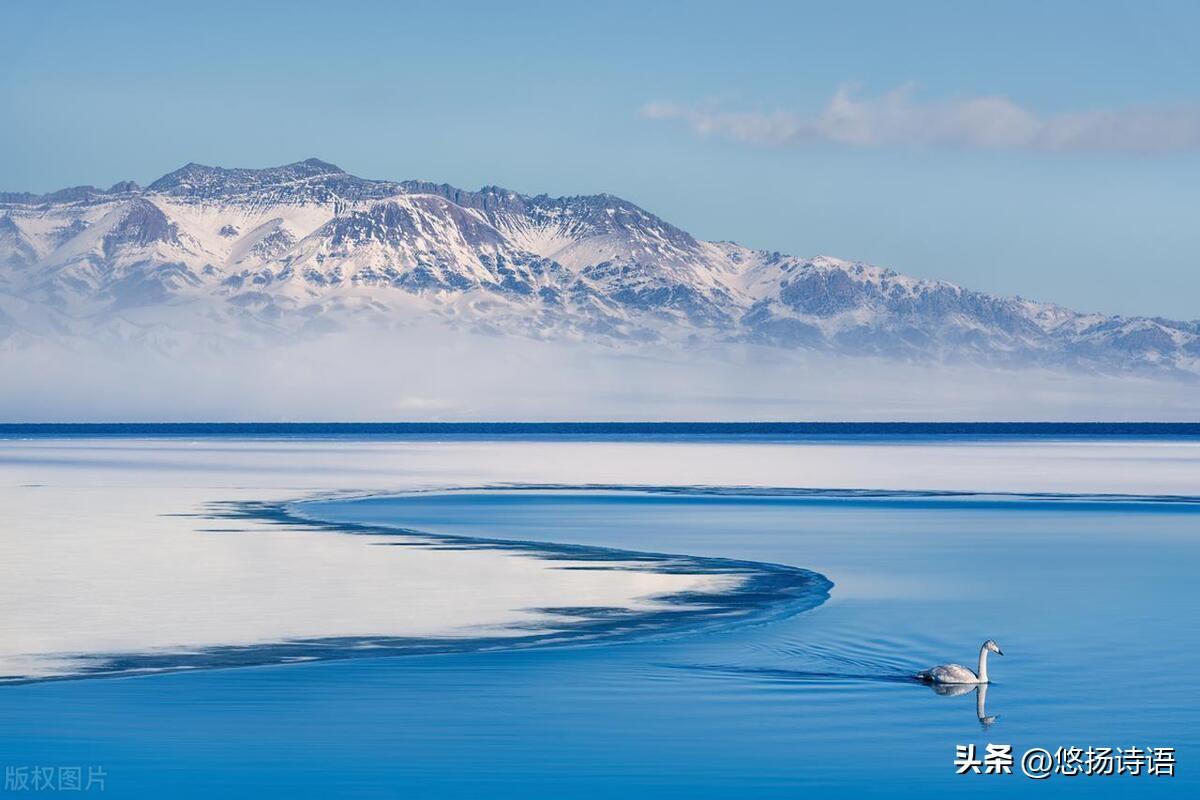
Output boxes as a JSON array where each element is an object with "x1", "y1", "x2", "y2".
[{"x1": 2, "y1": 158, "x2": 1197, "y2": 375}]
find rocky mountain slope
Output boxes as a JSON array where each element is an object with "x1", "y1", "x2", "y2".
[{"x1": 1, "y1": 158, "x2": 1196, "y2": 375}]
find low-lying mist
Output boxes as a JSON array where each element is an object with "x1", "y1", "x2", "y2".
[{"x1": 3, "y1": 326, "x2": 1196, "y2": 422}]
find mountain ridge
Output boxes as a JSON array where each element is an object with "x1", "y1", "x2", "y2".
[{"x1": 1, "y1": 158, "x2": 1196, "y2": 376}]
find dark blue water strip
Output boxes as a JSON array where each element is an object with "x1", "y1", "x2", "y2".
[{"x1": 1, "y1": 422, "x2": 1198, "y2": 439}]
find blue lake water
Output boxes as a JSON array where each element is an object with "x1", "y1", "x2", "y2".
[
  {"x1": 4, "y1": 421, "x2": 1200, "y2": 441},
  {"x1": 2, "y1": 443, "x2": 1198, "y2": 797}
]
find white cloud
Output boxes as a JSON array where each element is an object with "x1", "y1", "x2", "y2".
[{"x1": 642, "y1": 84, "x2": 1200, "y2": 154}]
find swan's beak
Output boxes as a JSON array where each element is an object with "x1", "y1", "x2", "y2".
[{"x1": 996, "y1": 647, "x2": 1004, "y2": 656}]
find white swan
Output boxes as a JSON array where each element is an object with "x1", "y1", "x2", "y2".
[{"x1": 917, "y1": 640, "x2": 1003, "y2": 684}]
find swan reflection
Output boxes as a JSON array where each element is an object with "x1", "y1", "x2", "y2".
[{"x1": 928, "y1": 680, "x2": 999, "y2": 728}]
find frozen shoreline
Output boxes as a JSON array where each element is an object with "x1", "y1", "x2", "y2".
[{"x1": 0, "y1": 440, "x2": 826, "y2": 683}]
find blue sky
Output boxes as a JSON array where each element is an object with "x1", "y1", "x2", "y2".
[{"x1": 3, "y1": 0, "x2": 1198, "y2": 318}]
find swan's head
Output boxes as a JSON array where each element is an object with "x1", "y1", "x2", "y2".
[{"x1": 983, "y1": 639, "x2": 1004, "y2": 656}]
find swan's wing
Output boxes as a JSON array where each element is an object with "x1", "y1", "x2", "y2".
[{"x1": 920, "y1": 664, "x2": 978, "y2": 684}]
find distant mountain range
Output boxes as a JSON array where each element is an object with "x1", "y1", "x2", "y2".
[{"x1": 1, "y1": 158, "x2": 1196, "y2": 376}]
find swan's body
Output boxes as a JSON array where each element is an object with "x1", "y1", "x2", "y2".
[
  {"x1": 917, "y1": 640, "x2": 1003, "y2": 685},
  {"x1": 919, "y1": 663, "x2": 983, "y2": 684}
]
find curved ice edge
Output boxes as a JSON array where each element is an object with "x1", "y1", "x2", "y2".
[
  {"x1": 442, "y1": 483, "x2": 1200, "y2": 506},
  {"x1": 1, "y1": 488, "x2": 833, "y2": 686}
]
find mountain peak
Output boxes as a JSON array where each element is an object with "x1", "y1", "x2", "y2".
[
  {"x1": 146, "y1": 158, "x2": 361, "y2": 200},
  {"x1": 106, "y1": 180, "x2": 141, "y2": 194},
  {"x1": 296, "y1": 157, "x2": 343, "y2": 173}
]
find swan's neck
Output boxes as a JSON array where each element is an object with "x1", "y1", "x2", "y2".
[{"x1": 977, "y1": 646, "x2": 990, "y2": 683}]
